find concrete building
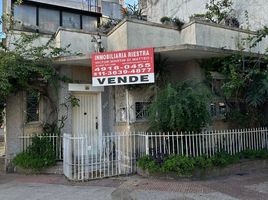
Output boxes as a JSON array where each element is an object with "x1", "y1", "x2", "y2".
[
  {"x1": 1, "y1": 0, "x2": 268, "y2": 172},
  {"x1": 140, "y1": 0, "x2": 268, "y2": 30}
]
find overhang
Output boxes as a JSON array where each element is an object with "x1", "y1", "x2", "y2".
[
  {"x1": 154, "y1": 44, "x2": 263, "y2": 62},
  {"x1": 54, "y1": 55, "x2": 91, "y2": 67},
  {"x1": 53, "y1": 44, "x2": 263, "y2": 67}
]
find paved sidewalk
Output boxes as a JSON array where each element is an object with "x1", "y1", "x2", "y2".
[{"x1": 0, "y1": 171, "x2": 268, "y2": 200}]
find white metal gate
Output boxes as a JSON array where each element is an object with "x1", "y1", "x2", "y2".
[
  {"x1": 63, "y1": 133, "x2": 146, "y2": 181},
  {"x1": 63, "y1": 128, "x2": 268, "y2": 181}
]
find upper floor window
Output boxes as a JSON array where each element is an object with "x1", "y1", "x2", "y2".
[
  {"x1": 62, "y1": 12, "x2": 80, "y2": 29},
  {"x1": 12, "y1": 3, "x2": 98, "y2": 33},
  {"x1": 14, "y1": 5, "x2": 37, "y2": 31},
  {"x1": 39, "y1": 8, "x2": 60, "y2": 33},
  {"x1": 82, "y1": 15, "x2": 97, "y2": 32}
]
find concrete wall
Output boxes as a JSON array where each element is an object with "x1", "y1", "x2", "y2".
[
  {"x1": 194, "y1": 21, "x2": 268, "y2": 53},
  {"x1": 107, "y1": 22, "x2": 128, "y2": 51},
  {"x1": 57, "y1": 67, "x2": 73, "y2": 135},
  {"x1": 142, "y1": 0, "x2": 268, "y2": 31},
  {"x1": 55, "y1": 29, "x2": 108, "y2": 55},
  {"x1": 5, "y1": 31, "x2": 53, "y2": 51},
  {"x1": 126, "y1": 20, "x2": 181, "y2": 49},
  {"x1": 168, "y1": 60, "x2": 205, "y2": 83},
  {"x1": 5, "y1": 93, "x2": 24, "y2": 159},
  {"x1": 124, "y1": 20, "x2": 268, "y2": 53}
]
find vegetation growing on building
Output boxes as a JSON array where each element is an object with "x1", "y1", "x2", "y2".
[{"x1": 201, "y1": 26, "x2": 268, "y2": 127}]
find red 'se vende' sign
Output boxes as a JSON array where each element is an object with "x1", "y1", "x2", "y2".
[{"x1": 92, "y1": 48, "x2": 155, "y2": 86}]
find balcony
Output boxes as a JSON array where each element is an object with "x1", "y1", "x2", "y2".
[
  {"x1": 55, "y1": 28, "x2": 108, "y2": 55},
  {"x1": 54, "y1": 18, "x2": 268, "y2": 66},
  {"x1": 107, "y1": 19, "x2": 268, "y2": 60}
]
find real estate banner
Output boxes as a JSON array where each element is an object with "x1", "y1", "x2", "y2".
[{"x1": 92, "y1": 48, "x2": 155, "y2": 86}]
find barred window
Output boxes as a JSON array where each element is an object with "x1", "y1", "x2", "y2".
[
  {"x1": 210, "y1": 101, "x2": 227, "y2": 120},
  {"x1": 135, "y1": 102, "x2": 150, "y2": 121},
  {"x1": 26, "y1": 92, "x2": 40, "y2": 122}
]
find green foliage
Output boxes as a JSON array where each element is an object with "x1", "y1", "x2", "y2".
[
  {"x1": 160, "y1": 17, "x2": 185, "y2": 30},
  {"x1": 0, "y1": 33, "x2": 71, "y2": 102},
  {"x1": 205, "y1": 0, "x2": 234, "y2": 24},
  {"x1": 138, "y1": 149, "x2": 268, "y2": 177},
  {"x1": 148, "y1": 82, "x2": 211, "y2": 132},
  {"x1": 122, "y1": 3, "x2": 145, "y2": 20},
  {"x1": 211, "y1": 152, "x2": 239, "y2": 167},
  {"x1": 13, "y1": 136, "x2": 56, "y2": 171},
  {"x1": 201, "y1": 52, "x2": 268, "y2": 127},
  {"x1": 249, "y1": 26, "x2": 268, "y2": 48},
  {"x1": 160, "y1": 16, "x2": 171, "y2": 24},
  {"x1": 162, "y1": 155, "x2": 195, "y2": 175},
  {"x1": 240, "y1": 149, "x2": 268, "y2": 159},
  {"x1": 194, "y1": 155, "x2": 213, "y2": 169},
  {"x1": 137, "y1": 156, "x2": 160, "y2": 173}
]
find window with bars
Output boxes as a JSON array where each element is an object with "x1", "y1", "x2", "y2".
[
  {"x1": 26, "y1": 92, "x2": 40, "y2": 123},
  {"x1": 135, "y1": 102, "x2": 151, "y2": 121}
]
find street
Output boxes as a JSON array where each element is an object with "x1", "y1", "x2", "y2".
[{"x1": 1, "y1": 171, "x2": 268, "y2": 200}]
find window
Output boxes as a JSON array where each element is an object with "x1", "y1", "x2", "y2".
[
  {"x1": 135, "y1": 102, "x2": 150, "y2": 121},
  {"x1": 119, "y1": 107, "x2": 127, "y2": 122},
  {"x1": 39, "y1": 8, "x2": 60, "y2": 33},
  {"x1": 82, "y1": 15, "x2": 97, "y2": 32},
  {"x1": 26, "y1": 92, "x2": 40, "y2": 122},
  {"x1": 62, "y1": 12, "x2": 80, "y2": 29},
  {"x1": 14, "y1": 5, "x2": 37, "y2": 30},
  {"x1": 209, "y1": 101, "x2": 227, "y2": 120}
]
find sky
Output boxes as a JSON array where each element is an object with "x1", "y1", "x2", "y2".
[{"x1": 125, "y1": 0, "x2": 137, "y2": 5}]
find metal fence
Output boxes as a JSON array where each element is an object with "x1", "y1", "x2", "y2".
[
  {"x1": 18, "y1": 133, "x2": 63, "y2": 160},
  {"x1": 145, "y1": 127, "x2": 268, "y2": 158},
  {"x1": 63, "y1": 127, "x2": 268, "y2": 181},
  {"x1": 63, "y1": 133, "x2": 146, "y2": 181}
]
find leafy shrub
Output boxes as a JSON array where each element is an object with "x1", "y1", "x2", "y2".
[
  {"x1": 240, "y1": 149, "x2": 268, "y2": 159},
  {"x1": 194, "y1": 155, "x2": 213, "y2": 169},
  {"x1": 13, "y1": 136, "x2": 56, "y2": 171},
  {"x1": 148, "y1": 82, "x2": 211, "y2": 132},
  {"x1": 137, "y1": 156, "x2": 160, "y2": 173},
  {"x1": 211, "y1": 151, "x2": 239, "y2": 167},
  {"x1": 162, "y1": 155, "x2": 195, "y2": 175},
  {"x1": 160, "y1": 16, "x2": 171, "y2": 24},
  {"x1": 138, "y1": 149, "x2": 268, "y2": 177}
]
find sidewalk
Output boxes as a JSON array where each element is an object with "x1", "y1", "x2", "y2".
[{"x1": 0, "y1": 171, "x2": 268, "y2": 200}]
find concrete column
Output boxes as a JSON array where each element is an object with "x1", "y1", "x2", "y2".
[{"x1": 5, "y1": 92, "x2": 24, "y2": 161}]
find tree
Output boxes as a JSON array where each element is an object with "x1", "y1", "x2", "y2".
[
  {"x1": 148, "y1": 82, "x2": 211, "y2": 132},
  {"x1": 0, "y1": 3, "x2": 74, "y2": 130}
]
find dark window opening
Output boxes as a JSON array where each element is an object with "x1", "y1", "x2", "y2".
[
  {"x1": 135, "y1": 102, "x2": 151, "y2": 121},
  {"x1": 26, "y1": 92, "x2": 40, "y2": 122},
  {"x1": 62, "y1": 11, "x2": 80, "y2": 29},
  {"x1": 39, "y1": 8, "x2": 60, "y2": 33}
]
